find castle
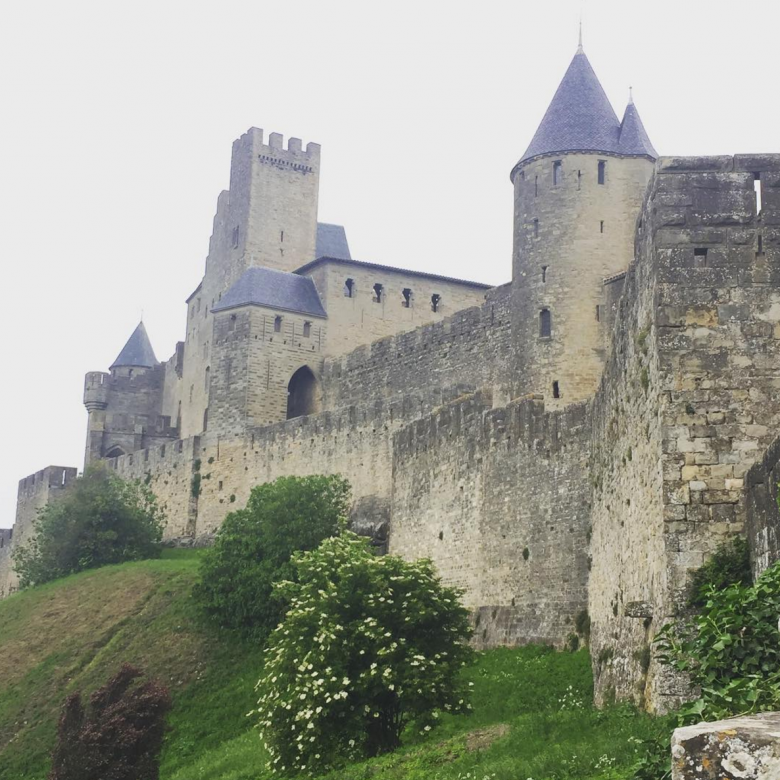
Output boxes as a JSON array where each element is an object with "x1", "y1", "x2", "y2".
[{"x1": 3, "y1": 42, "x2": 779, "y2": 713}]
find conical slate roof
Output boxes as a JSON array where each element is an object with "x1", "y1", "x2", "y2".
[
  {"x1": 515, "y1": 47, "x2": 656, "y2": 171},
  {"x1": 617, "y1": 99, "x2": 657, "y2": 158},
  {"x1": 110, "y1": 322, "x2": 159, "y2": 369}
]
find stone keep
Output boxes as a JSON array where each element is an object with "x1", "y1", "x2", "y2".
[{"x1": 6, "y1": 40, "x2": 780, "y2": 715}]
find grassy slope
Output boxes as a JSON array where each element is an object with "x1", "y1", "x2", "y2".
[{"x1": 0, "y1": 555, "x2": 667, "y2": 780}]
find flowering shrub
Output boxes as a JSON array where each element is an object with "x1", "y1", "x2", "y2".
[{"x1": 254, "y1": 532, "x2": 474, "y2": 776}]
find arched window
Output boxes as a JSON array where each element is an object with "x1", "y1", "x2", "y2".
[
  {"x1": 274, "y1": 315, "x2": 282, "y2": 333},
  {"x1": 344, "y1": 278, "x2": 355, "y2": 297},
  {"x1": 539, "y1": 308, "x2": 552, "y2": 337},
  {"x1": 303, "y1": 321, "x2": 311, "y2": 338},
  {"x1": 287, "y1": 366, "x2": 322, "y2": 420},
  {"x1": 373, "y1": 283, "x2": 383, "y2": 303},
  {"x1": 105, "y1": 446, "x2": 126, "y2": 459},
  {"x1": 402, "y1": 288, "x2": 413, "y2": 308},
  {"x1": 431, "y1": 293, "x2": 442, "y2": 313}
]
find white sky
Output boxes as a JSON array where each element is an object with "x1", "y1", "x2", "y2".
[{"x1": 0, "y1": 0, "x2": 778, "y2": 527}]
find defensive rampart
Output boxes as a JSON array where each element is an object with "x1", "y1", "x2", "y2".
[{"x1": 322, "y1": 284, "x2": 513, "y2": 409}]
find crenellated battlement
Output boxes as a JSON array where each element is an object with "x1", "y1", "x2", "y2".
[{"x1": 83, "y1": 371, "x2": 110, "y2": 411}]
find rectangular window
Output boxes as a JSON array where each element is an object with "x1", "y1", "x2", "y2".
[
  {"x1": 373, "y1": 283, "x2": 383, "y2": 303},
  {"x1": 598, "y1": 161, "x2": 606, "y2": 185},
  {"x1": 533, "y1": 219, "x2": 539, "y2": 238},
  {"x1": 552, "y1": 381, "x2": 560, "y2": 399},
  {"x1": 402, "y1": 288, "x2": 412, "y2": 308},
  {"x1": 274, "y1": 315, "x2": 282, "y2": 333},
  {"x1": 231, "y1": 225, "x2": 240, "y2": 248},
  {"x1": 553, "y1": 160, "x2": 562, "y2": 185},
  {"x1": 600, "y1": 220, "x2": 605, "y2": 234},
  {"x1": 303, "y1": 321, "x2": 311, "y2": 338}
]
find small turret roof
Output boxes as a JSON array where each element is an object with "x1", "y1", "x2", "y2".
[
  {"x1": 316, "y1": 223, "x2": 351, "y2": 260},
  {"x1": 110, "y1": 322, "x2": 159, "y2": 369},
  {"x1": 617, "y1": 99, "x2": 658, "y2": 158},
  {"x1": 514, "y1": 48, "x2": 657, "y2": 173},
  {"x1": 212, "y1": 267, "x2": 327, "y2": 318}
]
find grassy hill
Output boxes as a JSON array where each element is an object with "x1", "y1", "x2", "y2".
[{"x1": 0, "y1": 552, "x2": 667, "y2": 780}]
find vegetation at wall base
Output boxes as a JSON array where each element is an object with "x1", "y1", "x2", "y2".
[
  {"x1": 192, "y1": 475, "x2": 350, "y2": 641},
  {"x1": 13, "y1": 464, "x2": 165, "y2": 588},
  {"x1": 254, "y1": 532, "x2": 474, "y2": 775},
  {"x1": 0, "y1": 552, "x2": 665, "y2": 780}
]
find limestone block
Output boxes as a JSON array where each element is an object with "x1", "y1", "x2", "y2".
[{"x1": 672, "y1": 713, "x2": 780, "y2": 780}]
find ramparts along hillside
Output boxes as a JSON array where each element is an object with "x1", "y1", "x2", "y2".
[{"x1": 2, "y1": 42, "x2": 780, "y2": 715}]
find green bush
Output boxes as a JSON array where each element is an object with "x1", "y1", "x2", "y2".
[
  {"x1": 254, "y1": 532, "x2": 474, "y2": 776},
  {"x1": 13, "y1": 464, "x2": 165, "y2": 588},
  {"x1": 192, "y1": 475, "x2": 350, "y2": 641},
  {"x1": 687, "y1": 536, "x2": 751, "y2": 608},
  {"x1": 658, "y1": 559, "x2": 780, "y2": 721}
]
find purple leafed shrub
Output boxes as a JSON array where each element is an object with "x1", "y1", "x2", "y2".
[{"x1": 49, "y1": 664, "x2": 172, "y2": 780}]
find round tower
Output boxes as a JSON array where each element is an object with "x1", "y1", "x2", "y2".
[{"x1": 511, "y1": 45, "x2": 657, "y2": 408}]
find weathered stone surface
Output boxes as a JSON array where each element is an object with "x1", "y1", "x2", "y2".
[{"x1": 672, "y1": 713, "x2": 780, "y2": 780}]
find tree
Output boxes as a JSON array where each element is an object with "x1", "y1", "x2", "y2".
[
  {"x1": 14, "y1": 465, "x2": 165, "y2": 588},
  {"x1": 49, "y1": 664, "x2": 172, "y2": 780},
  {"x1": 254, "y1": 532, "x2": 474, "y2": 776},
  {"x1": 192, "y1": 474, "x2": 350, "y2": 641}
]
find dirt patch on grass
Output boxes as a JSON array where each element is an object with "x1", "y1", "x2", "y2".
[{"x1": 465, "y1": 723, "x2": 511, "y2": 752}]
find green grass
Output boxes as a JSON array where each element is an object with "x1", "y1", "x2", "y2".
[{"x1": 0, "y1": 556, "x2": 668, "y2": 780}]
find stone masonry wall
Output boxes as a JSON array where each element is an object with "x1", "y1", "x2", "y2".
[
  {"x1": 322, "y1": 284, "x2": 513, "y2": 409},
  {"x1": 745, "y1": 434, "x2": 780, "y2": 577},
  {"x1": 590, "y1": 154, "x2": 780, "y2": 712},
  {"x1": 0, "y1": 466, "x2": 78, "y2": 597},
  {"x1": 302, "y1": 259, "x2": 493, "y2": 358},
  {"x1": 391, "y1": 393, "x2": 592, "y2": 649}
]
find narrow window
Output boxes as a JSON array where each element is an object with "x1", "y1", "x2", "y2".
[
  {"x1": 519, "y1": 170, "x2": 525, "y2": 181},
  {"x1": 539, "y1": 308, "x2": 552, "y2": 337},
  {"x1": 758, "y1": 233, "x2": 764, "y2": 255},
  {"x1": 228, "y1": 314, "x2": 237, "y2": 332},
  {"x1": 344, "y1": 278, "x2": 355, "y2": 297},
  {"x1": 534, "y1": 175, "x2": 538, "y2": 197},
  {"x1": 598, "y1": 160, "x2": 606, "y2": 185},
  {"x1": 280, "y1": 230, "x2": 284, "y2": 242},
  {"x1": 205, "y1": 366, "x2": 210, "y2": 390},
  {"x1": 232, "y1": 225, "x2": 240, "y2": 248},
  {"x1": 189, "y1": 385, "x2": 194, "y2": 403},
  {"x1": 600, "y1": 220, "x2": 605, "y2": 234},
  {"x1": 303, "y1": 321, "x2": 311, "y2": 338},
  {"x1": 128, "y1": 368, "x2": 134, "y2": 378},
  {"x1": 373, "y1": 283, "x2": 383, "y2": 303},
  {"x1": 218, "y1": 480, "x2": 223, "y2": 491},
  {"x1": 754, "y1": 173, "x2": 762, "y2": 214},
  {"x1": 402, "y1": 288, "x2": 413, "y2": 308},
  {"x1": 203, "y1": 408, "x2": 208, "y2": 431},
  {"x1": 541, "y1": 266, "x2": 548, "y2": 283},
  {"x1": 533, "y1": 218, "x2": 539, "y2": 238},
  {"x1": 274, "y1": 315, "x2": 282, "y2": 333},
  {"x1": 694, "y1": 247, "x2": 708, "y2": 259},
  {"x1": 552, "y1": 381, "x2": 560, "y2": 399},
  {"x1": 431, "y1": 293, "x2": 442, "y2": 313},
  {"x1": 596, "y1": 305, "x2": 601, "y2": 322},
  {"x1": 553, "y1": 160, "x2": 562, "y2": 185},
  {"x1": 577, "y1": 170, "x2": 582, "y2": 190}
]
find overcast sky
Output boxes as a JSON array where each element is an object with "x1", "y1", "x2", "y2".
[{"x1": 0, "y1": 0, "x2": 777, "y2": 527}]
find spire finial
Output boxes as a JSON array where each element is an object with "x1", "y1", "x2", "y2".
[
  {"x1": 577, "y1": 17, "x2": 583, "y2": 52},
  {"x1": 628, "y1": 86, "x2": 634, "y2": 105}
]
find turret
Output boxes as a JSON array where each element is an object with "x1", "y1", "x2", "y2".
[
  {"x1": 510, "y1": 42, "x2": 657, "y2": 407},
  {"x1": 83, "y1": 322, "x2": 173, "y2": 464}
]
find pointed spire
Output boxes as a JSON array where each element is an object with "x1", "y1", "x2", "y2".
[
  {"x1": 512, "y1": 48, "x2": 657, "y2": 175},
  {"x1": 578, "y1": 18, "x2": 583, "y2": 53},
  {"x1": 618, "y1": 99, "x2": 658, "y2": 158},
  {"x1": 110, "y1": 322, "x2": 159, "y2": 370}
]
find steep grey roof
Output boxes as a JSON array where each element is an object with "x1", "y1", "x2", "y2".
[
  {"x1": 212, "y1": 267, "x2": 327, "y2": 318},
  {"x1": 294, "y1": 256, "x2": 494, "y2": 289},
  {"x1": 617, "y1": 100, "x2": 658, "y2": 158},
  {"x1": 316, "y1": 223, "x2": 351, "y2": 260},
  {"x1": 111, "y1": 322, "x2": 159, "y2": 369},
  {"x1": 515, "y1": 48, "x2": 656, "y2": 171}
]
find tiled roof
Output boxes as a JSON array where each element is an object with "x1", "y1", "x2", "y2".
[
  {"x1": 110, "y1": 322, "x2": 159, "y2": 369},
  {"x1": 515, "y1": 48, "x2": 657, "y2": 171},
  {"x1": 316, "y1": 223, "x2": 351, "y2": 260},
  {"x1": 212, "y1": 267, "x2": 327, "y2": 318},
  {"x1": 294, "y1": 256, "x2": 494, "y2": 289}
]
